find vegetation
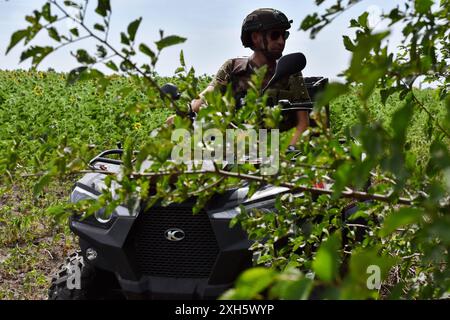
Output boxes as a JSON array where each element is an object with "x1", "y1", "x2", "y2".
[{"x1": 1, "y1": 0, "x2": 449, "y2": 299}]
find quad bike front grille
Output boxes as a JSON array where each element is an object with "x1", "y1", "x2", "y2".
[{"x1": 131, "y1": 205, "x2": 220, "y2": 279}]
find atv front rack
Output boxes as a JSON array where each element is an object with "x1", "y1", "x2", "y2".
[{"x1": 88, "y1": 149, "x2": 124, "y2": 169}]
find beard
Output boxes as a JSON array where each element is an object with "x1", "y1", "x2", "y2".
[{"x1": 264, "y1": 50, "x2": 283, "y2": 61}]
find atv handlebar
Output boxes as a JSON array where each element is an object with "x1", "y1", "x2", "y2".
[{"x1": 278, "y1": 100, "x2": 314, "y2": 112}]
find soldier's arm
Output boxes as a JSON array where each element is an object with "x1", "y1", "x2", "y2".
[
  {"x1": 191, "y1": 59, "x2": 234, "y2": 112},
  {"x1": 289, "y1": 111, "x2": 309, "y2": 146},
  {"x1": 165, "y1": 61, "x2": 232, "y2": 125},
  {"x1": 191, "y1": 85, "x2": 215, "y2": 112}
]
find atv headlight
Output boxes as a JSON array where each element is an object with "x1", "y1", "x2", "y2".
[
  {"x1": 70, "y1": 187, "x2": 117, "y2": 228},
  {"x1": 93, "y1": 207, "x2": 115, "y2": 224},
  {"x1": 72, "y1": 209, "x2": 116, "y2": 228}
]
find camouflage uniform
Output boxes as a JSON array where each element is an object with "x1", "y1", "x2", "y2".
[{"x1": 209, "y1": 56, "x2": 311, "y2": 131}]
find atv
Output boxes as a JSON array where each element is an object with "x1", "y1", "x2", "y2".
[{"x1": 48, "y1": 53, "x2": 348, "y2": 300}]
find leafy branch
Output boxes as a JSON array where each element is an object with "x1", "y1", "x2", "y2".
[{"x1": 21, "y1": 165, "x2": 417, "y2": 205}]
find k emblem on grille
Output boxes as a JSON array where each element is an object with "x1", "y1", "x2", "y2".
[{"x1": 164, "y1": 228, "x2": 185, "y2": 241}]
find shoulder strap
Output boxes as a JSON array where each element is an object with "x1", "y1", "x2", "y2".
[
  {"x1": 228, "y1": 57, "x2": 251, "y2": 109},
  {"x1": 230, "y1": 57, "x2": 250, "y2": 76}
]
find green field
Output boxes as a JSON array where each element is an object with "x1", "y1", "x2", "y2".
[{"x1": 0, "y1": 69, "x2": 445, "y2": 299}]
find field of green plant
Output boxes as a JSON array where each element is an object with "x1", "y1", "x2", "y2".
[
  {"x1": 0, "y1": 69, "x2": 175, "y2": 299},
  {"x1": 330, "y1": 86, "x2": 446, "y2": 171},
  {"x1": 0, "y1": 69, "x2": 445, "y2": 299}
]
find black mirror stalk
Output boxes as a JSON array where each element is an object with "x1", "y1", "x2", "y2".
[{"x1": 262, "y1": 52, "x2": 307, "y2": 93}]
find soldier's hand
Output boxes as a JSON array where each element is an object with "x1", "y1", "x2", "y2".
[
  {"x1": 165, "y1": 115, "x2": 176, "y2": 125},
  {"x1": 190, "y1": 98, "x2": 204, "y2": 113}
]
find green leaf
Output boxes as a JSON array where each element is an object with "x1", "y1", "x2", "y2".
[
  {"x1": 127, "y1": 17, "x2": 142, "y2": 42},
  {"x1": 289, "y1": 278, "x2": 314, "y2": 300},
  {"x1": 120, "y1": 32, "x2": 130, "y2": 46},
  {"x1": 391, "y1": 96, "x2": 414, "y2": 144},
  {"x1": 276, "y1": 277, "x2": 314, "y2": 300},
  {"x1": 120, "y1": 60, "x2": 134, "y2": 72},
  {"x1": 358, "y1": 12, "x2": 369, "y2": 29},
  {"x1": 342, "y1": 35, "x2": 355, "y2": 51},
  {"x1": 117, "y1": 86, "x2": 134, "y2": 98},
  {"x1": 20, "y1": 46, "x2": 54, "y2": 67},
  {"x1": 48, "y1": 27, "x2": 61, "y2": 42},
  {"x1": 6, "y1": 29, "x2": 28, "y2": 54},
  {"x1": 380, "y1": 87, "x2": 399, "y2": 105},
  {"x1": 349, "y1": 18, "x2": 360, "y2": 28},
  {"x1": 67, "y1": 66, "x2": 88, "y2": 85},
  {"x1": 74, "y1": 49, "x2": 96, "y2": 64},
  {"x1": 312, "y1": 233, "x2": 341, "y2": 283},
  {"x1": 380, "y1": 207, "x2": 423, "y2": 237},
  {"x1": 415, "y1": 0, "x2": 433, "y2": 13},
  {"x1": 96, "y1": 45, "x2": 107, "y2": 58},
  {"x1": 300, "y1": 13, "x2": 321, "y2": 31},
  {"x1": 348, "y1": 246, "x2": 398, "y2": 288},
  {"x1": 427, "y1": 140, "x2": 450, "y2": 175},
  {"x1": 387, "y1": 8, "x2": 404, "y2": 25},
  {"x1": 180, "y1": 49, "x2": 186, "y2": 67},
  {"x1": 174, "y1": 66, "x2": 184, "y2": 74},
  {"x1": 64, "y1": 1, "x2": 82, "y2": 9},
  {"x1": 94, "y1": 23, "x2": 105, "y2": 32},
  {"x1": 315, "y1": 82, "x2": 349, "y2": 107},
  {"x1": 69, "y1": 28, "x2": 79, "y2": 37},
  {"x1": 95, "y1": 0, "x2": 111, "y2": 17},
  {"x1": 139, "y1": 43, "x2": 156, "y2": 60},
  {"x1": 361, "y1": 69, "x2": 385, "y2": 100},
  {"x1": 222, "y1": 267, "x2": 276, "y2": 299},
  {"x1": 105, "y1": 61, "x2": 118, "y2": 72},
  {"x1": 427, "y1": 217, "x2": 450, "y2": 245},
  {"x1": 42, "y1": 3, "x2": 57, "y2": 23},
  {"x1": 332, "y1": 162, "x2": 353, "y2": 199},
  {"x1": 46, "y1": 205, "x2": 69, "y2": 223},
  {"x1": 80, "y1": 68, "x2": 105, "y2": 82},
  {"x1": 33, "y1": 173, "x2": 52, "y2": 197},
  {"x1": 155, "y1": 35, "x2": 187, "y2": 51}
]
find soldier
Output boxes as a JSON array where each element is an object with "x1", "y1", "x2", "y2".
[{"x1": 166, "y1": 8, "x2": 310, "y2": 149}]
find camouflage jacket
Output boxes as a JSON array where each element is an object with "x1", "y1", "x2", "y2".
[
  {"x1": 209, "y1": 57, "x2": 311, "y2": 130},
  {"x1": 210, "y1": 57, "x2": 311, "y2": 104}
]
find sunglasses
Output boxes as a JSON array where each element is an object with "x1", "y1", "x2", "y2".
[{"x1": 268, "y1": 30, "x2": 290, "y2": 41}]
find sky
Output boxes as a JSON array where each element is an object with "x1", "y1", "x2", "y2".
[{"x1": 0, "y1": 0, "x2": 406, "y2": 81}]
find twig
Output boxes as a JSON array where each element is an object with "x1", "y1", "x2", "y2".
[
  {"x1": 308, "y1": 0, "x2": 362, "y2": 37},
  {"x1": 104, "y1": 11, "x2": 111, "y2": 42},
  {"x1": 187, "y1": 177, "x2": 225, "y2": 197},
  {"x1": 402, "y1": 253, "x2": 422, "y2": 260},
  {"x1": 81, "y1": 0, "x2": 89, "y2": 23},
  {"x1": 20, "y1": 169, "x2": 211, "y2": 178},
  {"x1": 215, "y1": 168, "x2": 415, "y2": 205},
  {"x1": 344, "y1": 223, "x2": 371, "y2": 229},
  {"x1": 54, "y1": 34, "x2": 91, "y2": 51},
  {"x1": 44, "y1": 249, "x2": 54, "y2": 260},
  {"x1": 94, "y1": 53, "x2": 118, "y2": 66}
]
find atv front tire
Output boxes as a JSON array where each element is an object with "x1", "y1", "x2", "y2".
[{"x1": 48, "y1": 251, "x2": 123, "y2": 300}]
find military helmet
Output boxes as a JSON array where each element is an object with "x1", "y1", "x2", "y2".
[{"x1": 241, "y1": 8, "x2": 293, "y2": 48}]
